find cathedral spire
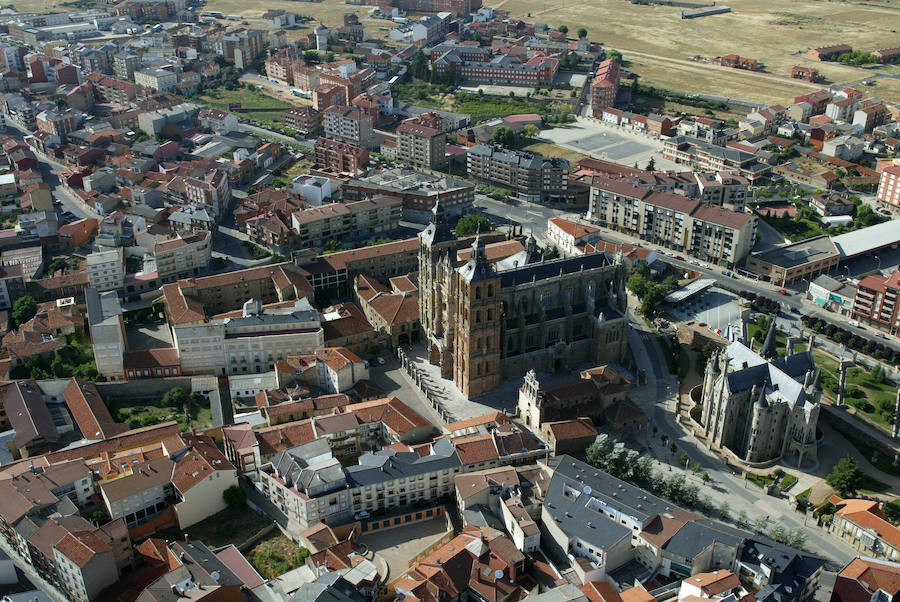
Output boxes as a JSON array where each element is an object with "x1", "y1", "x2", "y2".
[{"x1": 419, "y1": 198, "x2": 455, "y2": 246}]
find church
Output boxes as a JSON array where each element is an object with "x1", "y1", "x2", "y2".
[{"x1": 418, "y1": 203, "x2": 630, "y2": 398}]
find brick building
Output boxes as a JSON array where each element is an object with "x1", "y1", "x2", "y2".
[{"x1": 313, "y1": 137, "x2": 370, "y2": 176}]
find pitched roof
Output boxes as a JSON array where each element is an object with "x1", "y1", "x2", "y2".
[
  {"x1": 453, "y1": 434, "x2": 500, "y2": 465},
  {"x1": 54, "y1": 530, "x2": 112, "y2": 567},
  {"x1": 63, "y1": 378, "x2": 128, "y2": 440},
  {"x1": 544, "y1": 418, "x2": 597, "y2": 441},
  {"x1": 832, "y1": 497, "x2": 900, "y2": 549},
  {"x1": 344, "y1": 397, "x2": 431, "y2": 436}
]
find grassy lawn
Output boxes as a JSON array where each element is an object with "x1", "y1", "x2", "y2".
[
  {"x1": 836, "y1": 429, "x2": 900, "y2": 478},
  {"x1": 394, "y1": 82, "x2": 571, "y2": 120},
  {"x1": 748, "y1": 473, "x2": 777, "y2": 488},
  {"x1": 523, "y1": 142, "x2": 589, "y2": 165},
  {"x1": 159, "y1": 505, "x2": 271, "y2": 549},
  {"x1": 745, "y1": 323, "x2": 788, "y2": 355},
  {"x1": 814, "y1": 347, "x2": 895, "y2": 433},
  {"x1": 110, "y1": 396, "x2": 212, "y2": 432},
  {"x1": 860, "y1": 472, "x2": 891, "y2": 494},
  {"x1": 241, "y1": 240, "x2": 273, "y2": 259},
  {"x1": 759, "y1": 215, "x2": 825, "y2": 243},
  {"x1": 779, "y1": 473, "x2": 798, "y2": 491},
  {"x1": 196, "y1": 87, "x2": 294, "y2": 129},
  {"x1": 246, "y1": 533, "x2": 310, "y2": 580}
]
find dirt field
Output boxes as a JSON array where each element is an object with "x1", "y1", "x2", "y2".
[{"x1": 489, "y1": 0, "x2": 900, "y2": 103}]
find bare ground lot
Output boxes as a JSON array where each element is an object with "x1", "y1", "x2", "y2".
[{"x1": 488, "y1": 0, "x2": 900, "y2": 104}]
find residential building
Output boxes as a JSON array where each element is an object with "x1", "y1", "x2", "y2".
[
  {"x1": 323, "y1": 106, "x2": 375, "y2": 149},
  {"x1": 383, "y1": 0, "x2": 481, "y2": 17},
  {"x1": 353, "y1": 273, "x2": 420, "y2": 348},
  {"x1": 588, "y1": 177, "x2": 757, "y2": 266},
  {"x1": 133, "y1": 68, "x2": 178, "y2": 92},
  {"x1": 807, "y1": 274, "x2": 856, "y2": 315},
  {"x1": 35, "y1": 109, "x2": 77, "y2": 139},
  {"x1": 314, "y1": 347, "x2": 369, "y2": 393},
  {"x1": 430, "y1": 43, "x2": 559, "y2": 87},
  {"x1": 700, "y1": 338, "x2": 820, "y2": 466},
  {"x1": 852, "y1": 269, "x2": 900, "y2": 335},
  {"x1": 161, "y1": 263, "x2": 321, "y2": 375},
  {"x1": 290, "y1": 195, "x2": 402, "y2": 248},
  {"x1": 662, "y1": 136, "x2": 770, "y2": 180},
  {"x1": 518, "y1": 365, "x2": 632, "y2": 430},
  {"x1": 86, "y1": 289, "x2": 127, "y2": 381},
  {"x1": 873, "y1": 47, "x2": 900, "y2": 64},
  {"x1": 713, "y1": 54, "x2": 759, "y2": 70},
  {"x1": 832, "y1": 557, "x2": 900, "y2": 602},
  {"x1": 830, "y1": 498, "x2": 900, "y2": 562},
  {"x1": 154, "y1": 231, "x2": 212, "y2": 284},
  {"x1": 86, "y1": 248, "x2": 124, "y2": 292},
  {"x1": 419, "y1": 208, "x2": 629, "y2": 397},
  {"x1": 342, "y1": 168, "x2": 475, "y2": 222},
  {"x1": 876, "y1": 165, "x2": 900, "y2": 210},
  {"x1": 314, "y1": 137, "x2": 370, "y2": 176},
  {"x1": 281, "y1": 106, "x2": 322, "y2": 134},
  {"x1": 197, "y1": 108, "x2": 238, "y2": 134},
  {"x1": 802, "y1": 45, "x2": 852, "y2": 61},
  {"x1": 136, "y1": 538, "x2": 244, "y2": 601},
  {"x1": 396, "y1": 112, "x2": 447, "y2": 170},
  {"x1": 591, "y1": 59, "x2": 619, "y2": 117},
  {"x1": 467, "y1": 144, "x2": 569, "y2": 202},
  {"x1": 293, "y1": 175, "x2": 333, "y2": 205},
  {"x1": 791, "y1": 66, "x2": 820, "y2": 82},
  {"x1": 745, "y1": 235, "x2": 840, "y2": 286}
]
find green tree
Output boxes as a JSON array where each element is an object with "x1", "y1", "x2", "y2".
[
  {"x1": 626, "y1": 271, "x2": 650, "y2": 299},
  {"x1": 679, "y1": 452, "x2": 690, "y2": 467},
  {"x1": 719, "y1": 501, "x2": 730, "y2": 520},
  {"x1": 701, "y1": 471, "x2": 711, "y2": 484},
  {"x1": 523, "y1": 124, "x2": 540, "y2": 139},
  {"x1": 162, "y1": 387, "x2": 186, "y2": 409},
  {"x1": 91, "y1": 509, "x2": 109, "y2": 525},
  {"x1": 324, "y1": 239, "x2": 344, "y2": 253},
  {"x1": 884, "y1": 500, "x2": 900, "y2": 525},
  {"x1": 607, "y1": 49, "x2": 623, "y2": 63},
  {"x1": 303, "y1": 50, "x2": 320, "y2": 64},
  {"x1": 690, "y1": 462, "x2": 702, "y2": 473},
  {"x1": 577, "y1": 27, "x2": 587, "y2": 39},
  {"x1": 490, "y1": 125, "x2": 517, "y2": 148},
  {"x1": 51, "y1": 357, "x2": 71, "y2": 378},
  {"x1": 826, "y1": 456, "x2": 863, "y2": 496},
  {"x1": 223, "y1": 484, "x2": 247, "y2": 509},
  {"x1": 455, "y1": 215, "x2": 493, "y2": 237},
  {"x1": 12, "y1": 296, "x2": 37, "y2": 327},
  {"x1": 409, "y1": 49, "x2": 428, "y2": 80},
  {"x1": 646, "y1": 157, "x2": 656, "y2": 171},
  {"x1": 558, "y1": 25, "x2": 568, "y2": 34}
]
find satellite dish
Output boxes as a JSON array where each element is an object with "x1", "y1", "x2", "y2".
[
  {"x1": 583, "y1": 485, "x2": 592, "y2": 495},
  {"x1": 210, "y1": 571, "x2": 220, "y2": 582},
  {"x1": 495, "y1": 569, "x2": 504, "y2": 579}
]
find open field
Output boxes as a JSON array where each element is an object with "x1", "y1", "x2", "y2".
[
  {"x1": 523, "y1": 141, "x2": 589, "y2": 164},
  {"x1": 487, "y1": 0, "x2": 900, "y2": 104},
  {"x1": 196, "y1": 87, "x2": 295, "y2": 128}
]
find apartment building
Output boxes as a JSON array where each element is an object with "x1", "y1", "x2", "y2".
[
  {"x1": 134, "y1": 68, "x2": 178, "y2": 92},
  {"x1": 35, "y1": 108, "x2": 77, "y2": 139},
  {"x1": 323, "y1": 106, "x2": 375, "y2": 149},
  {"x1": 588, "y1": 176, "x2": 757, "y2": 266},
  {"x1": 467, "y1": 144, "x2": 569, "y2": 202},
  {"x1": 86, "y1": 248, "x2": 124, "y2": 292},
  {"x1": 154, "y1": 231, "x2": 212, "y2": 284},
  {"x1": 281, "y1": 106, "x2": 322, "y2": 133},
  {"x1": 662, "y1": 136, "x2": 771, "y2": 180},
  {"x1": 802, "y1": 44, "x2": 852, "y2": 61},
  {"x1": 258, "y1": 436, "x2": 461, "y2": 531},
  {"x1": 290, "y1": 195, "x2": 402, "y2": 248},
  {"x1": 314, "y1": 136, "x2": 370, "y2": 176},
  {"x1": 86, "y1": 289, "x2": 127, "y2": 381},
  {"x1": 395, "y1": 112, "x2": 447, "y2": 170},
  {"x1": 876, "y1": 165, "x2": 900, "y2": 210},
  {"x1": 430, "y1": 44, "x2": 559, "y2": 87},
  {"x1": 830, "y1": 497, "x2": 900, "y2": 562},
  {"x1": 343, "y1": 168, "x2": 474, "y2": 222},
  {"x1": 852, "y1": 269, "x2": 900, "y2": 335},
  {"x1": 591, "y1": 59, "x2": 619, "y2": 117},
  {"x1": 162, "y1": 263, "x2": 321, "y2": 375}
]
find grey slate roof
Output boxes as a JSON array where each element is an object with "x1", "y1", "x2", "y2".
[
  {"x1": 723, "y1": 342, "x2": 816, "y2": 409},
  {"x1": 661, "y1": 519, "x2": 744, "y2": 559},
  {"x1": 288, "y1": 573, "x2": 367, "y2": 602},
  {"x1": 345, "y1": 437, "x2": 460, "y2": 487},
  {"x1": 468, "y1": 144, "x2": 570, "y2": 170},
  {"x1": 500, "y1": 251, "x2": 614, "y2": 287}
]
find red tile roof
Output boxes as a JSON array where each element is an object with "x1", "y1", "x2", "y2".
[{"x1": 63, "y1": 378, "x2": 128, "y2": 440}]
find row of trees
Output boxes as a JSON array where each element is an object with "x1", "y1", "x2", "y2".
[
  {"x1": 801, "y1": 315, "x2": 900, "y2": 364},
  {"x1": 736, "y1": 290, "x2": 782, "y2": 313},
  {"x1": 586, "y1": 435, "x2": 808, "y2": 548}
]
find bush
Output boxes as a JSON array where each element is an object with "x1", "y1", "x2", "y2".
[{"x1": 223, "y1": 485, "x2": 247, "y2": 509}]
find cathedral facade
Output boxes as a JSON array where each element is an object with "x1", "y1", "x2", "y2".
[{"x1": 418, "y1": 205, "x2": 629, "y2": 398}]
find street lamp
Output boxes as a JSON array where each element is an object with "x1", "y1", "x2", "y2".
[{"x1": 875, "y1": 255, "x2": 882, "y2": 272}]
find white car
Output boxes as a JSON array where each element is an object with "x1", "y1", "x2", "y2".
[
  {"x1": 689, "y1": 260, "x2": 700, "y2": 266},
  {"x1": 354, "y1": 511, "x2": 370, "y2": 520},
  {"x1": 700, "y1": 263, "x2": 710, "y2": 269},
  {"x1": 664, "y1": 251, "x2": 675, "y2": 257},
  {"x1": 376, "y1": 357, "x2": 386, "y2": 365}
]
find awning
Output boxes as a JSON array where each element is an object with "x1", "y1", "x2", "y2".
[{"x1": 814, "y1": 297, "x2": 827, "y2": 307}]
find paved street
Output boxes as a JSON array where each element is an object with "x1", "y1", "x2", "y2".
[
  {"x1": 625, "y1": 308, "x2": 858, "y2": 566},
  {"x1": 472, "y1": 195, "x2": 575, "y2": 242}
]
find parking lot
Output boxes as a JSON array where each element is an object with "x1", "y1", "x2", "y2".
[
  {"x1": 358, "y1": 517, "x2": 450, "y2": 582},
  {"x1": 539, "y1": 118, "x2": 680, "y2": 169}
]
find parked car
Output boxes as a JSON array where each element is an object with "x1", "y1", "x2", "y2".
[
  {"x1": 354, "y1": 511, "x2": 370, "y2": 520},
  {"x1": 848, "y1": 320, "x2": 860, "y2": 328},
  {"x1": 777, "y1": 289, "x2": 787, "y2": 295},
  {"x1": 376, "y1": 357, "x2": 385, "y2": 366},
  {"x1": 700, "y1": 263, "x2": 710, "y2": 269},
  {"x1": 675, "y1": 255, "x2": 685, "y2": 261}
]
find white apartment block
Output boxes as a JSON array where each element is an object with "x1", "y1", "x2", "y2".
[
  {"x1": 133, "y1": 68, "x2": 178, "y2": 92},
  {"x1": 86, "y1": 289, "x2": 127, "y2": 380},
  {"x1": 172, "y1": 298, "x2": 325, "y2": 376},
  {"x1": 86, "y1": 248, "x2": 124, "y2": 292},
  {"x1": 877, "y1": 165, "x2": 900, "y2": 211}
]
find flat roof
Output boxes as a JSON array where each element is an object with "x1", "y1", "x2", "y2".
[
  {"x1": 751, "y1": 235, "x2": 839, "y2": 269},
  {"x1": 832, "y1": 219, "x2": 900, "y2": 259},
  {"x1": 665, "y1": 278, "x2": 715, "y2": 303}
]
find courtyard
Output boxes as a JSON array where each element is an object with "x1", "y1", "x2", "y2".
[{"x1": 538, "y1": 119, "x2": 680, "y2": 169}]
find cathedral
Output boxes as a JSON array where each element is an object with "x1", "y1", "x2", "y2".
[
  {"x1": 699, "y1": 327, "x2": 821, "y2": 467},
  {"x1": 418, "y1": 203, "x2": 630, "y2": 398}
]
